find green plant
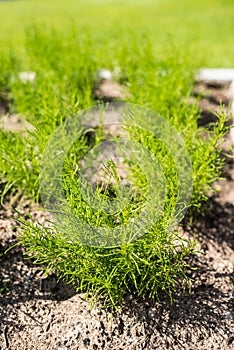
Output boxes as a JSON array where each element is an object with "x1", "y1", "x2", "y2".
[
  {"x1": 0, "y1": 25, "x2": 229, "y2": 307},
  {"x1": 0, "y1": 280, "x2": 9, "y2": 294}
]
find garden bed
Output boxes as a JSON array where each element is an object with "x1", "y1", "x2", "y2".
[{"x1": 0, "y1": 82, "x2": 233, "y2": 350}]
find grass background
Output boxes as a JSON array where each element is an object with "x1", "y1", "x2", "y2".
[{"x1": 0, "y1": 0, "x2": 234, "y2": 66}]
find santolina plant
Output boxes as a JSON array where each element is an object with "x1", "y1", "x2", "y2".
[{"x1": 0, "y1": 25, "x2": 229, "y2": 306}]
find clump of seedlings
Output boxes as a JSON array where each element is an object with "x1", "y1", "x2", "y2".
[{"x1": 0, "y1": 25, "x2": 230, "y2": 307}]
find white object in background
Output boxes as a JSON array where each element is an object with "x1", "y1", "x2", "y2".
[
  {"x1": 196, "y1": 68, "x2": 234, "y2": 146},
  {"x1": 18, "y1": 71, "x2": 36, "y2": 83},
  {"x1": 196, "y1": 68, "x2": 234, "y2": 82},
  {"x1": 229, "y1": 80, "x2": 234, "y2": 99},
  {"x1": 96, "y1": 69, "x2": 112, "y2": 81}
]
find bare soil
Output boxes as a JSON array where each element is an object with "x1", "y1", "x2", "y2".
[{"x1": 0, "y1": 82, "x2": 233, "y2": 350}]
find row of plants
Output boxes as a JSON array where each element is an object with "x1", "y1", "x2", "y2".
[{"x1": 0, "y1": 25, "x2": 229, "y2": 307}]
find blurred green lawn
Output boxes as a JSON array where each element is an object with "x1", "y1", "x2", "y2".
[{"x1": 0, "y1": 0, "x2": 234, "y2": 67}]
